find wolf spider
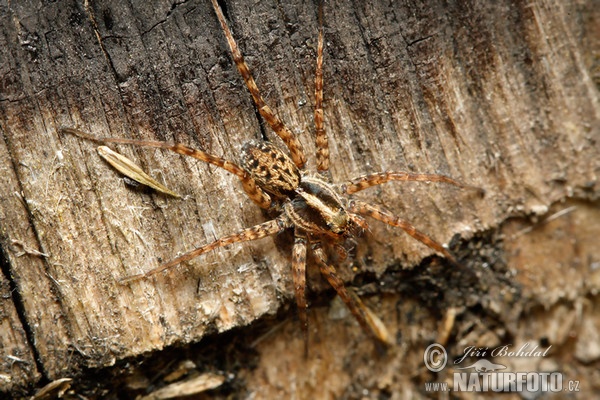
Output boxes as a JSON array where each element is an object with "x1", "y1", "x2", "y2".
[{"x1": 64, "y1": 0, "x2": 477, "y2": 348}]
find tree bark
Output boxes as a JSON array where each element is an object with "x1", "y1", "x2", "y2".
[{"x1": 0, "y1": 0, "x2": 598, "y2": 397}]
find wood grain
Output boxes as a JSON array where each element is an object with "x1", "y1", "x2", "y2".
[{"x1": 0, "y1": 0, "x2": 598, "y2": 396}]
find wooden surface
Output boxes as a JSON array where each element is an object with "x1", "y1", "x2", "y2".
[{"x1": 0, "y1": 0, "x2": 598, "y2": 397}]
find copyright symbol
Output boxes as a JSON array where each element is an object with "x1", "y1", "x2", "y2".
[{"x1": 424, "y1": 343, "x2": 447, "y2": 372}]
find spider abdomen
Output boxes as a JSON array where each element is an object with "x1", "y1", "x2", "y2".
[{"x1": 241, "y1": 140, "x2": 300, "y2": 197}]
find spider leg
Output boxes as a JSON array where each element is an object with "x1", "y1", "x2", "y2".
[
  {"x1": 120, "y1": 217, "x2": 289, "y2": 284},
  {"x1": 292, "y1": 230, "x2": 309, "y2": 355},
  {"x1": 210, "y1": 0, "x2": 306, "y2": 169},
  {"x1": 61, "y1": 127, "x2": 272, "y2": 209},
  {"x1": 342, "y1": 171, "x2": 482, "y2": 195},
  {"x1": 345, "y1": 287, "x2": 392, "y2": 346},
  {"x1": 314, "y1": 1, "x2": 329, "y2": 174},
  {"x1": 311, "y1": 240, "x2": 390, "y2": 345},
  {"x1": 348, "y1": 199, "x2": 459, "y2": 265}
]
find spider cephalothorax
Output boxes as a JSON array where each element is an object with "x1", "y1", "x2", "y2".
[
  {"x1": 63, "y1": 0, "x2": 477, "y2": 349},
  {"x1": 288, "y1": 176, "x2": 357, "y2": 238}
]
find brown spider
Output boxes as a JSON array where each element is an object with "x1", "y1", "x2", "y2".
[{"x1": 63, "y1": 0, "x2": 477, "y2": 349}]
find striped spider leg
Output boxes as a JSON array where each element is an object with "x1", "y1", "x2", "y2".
[{"x1": 210, "y1": 0, "x2": 393, "y2": 347}]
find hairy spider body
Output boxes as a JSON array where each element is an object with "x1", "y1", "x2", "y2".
[
  {"x1": 241, "y1": 140, "x2": 300, "y2": 197},
  {"x1": 63, "y1": 0, "x2": 479, "y2": 350},
  {"x1": 287, "y1": 176, "x2": 354, "y2": 238},
  {"x1": 242, "y1": 140, "x2": 355, "y2": 239}
]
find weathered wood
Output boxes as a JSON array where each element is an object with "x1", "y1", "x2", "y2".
[
  {"x1": 0, "y1": 273, "x2": 40, "y2": 391},
  {"x1": 0, "y1": 0, "x2": 598, "y2": 397},
  {"x1": 239, "y1": 199, "x2": 600, "y2": 398}
]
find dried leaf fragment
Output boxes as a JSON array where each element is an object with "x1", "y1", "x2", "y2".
[
  {"x1": 97, "y1": 146, "x2": 181, "y2": 198},
  {"x1": 138, "y1": 372, "x2": 226, "y2": 400},
  {"x1": 32, "y1": 378, "x2": 72, "y2": 400}
]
